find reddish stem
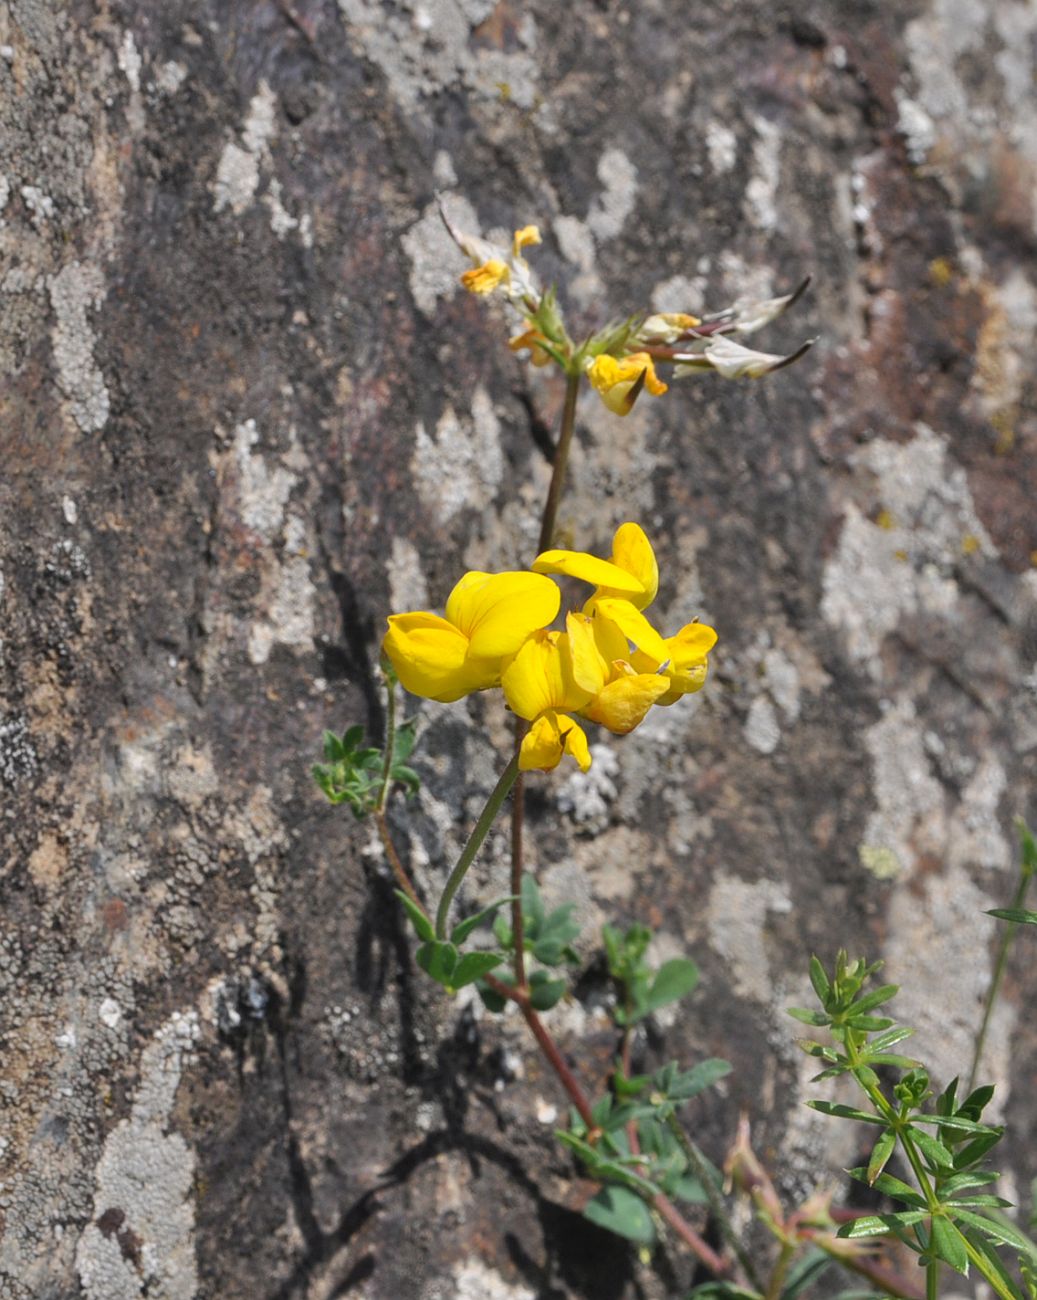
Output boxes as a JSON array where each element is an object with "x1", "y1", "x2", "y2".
[{"x1": 375, "y1": 811, "x2": 425, "y2": 913}]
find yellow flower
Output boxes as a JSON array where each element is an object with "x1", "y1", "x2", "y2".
[
  {"x1": 461, "y1": 258, "x2": 511, "y2": 296},
  {"x1": 383, "y1": 570, "x2": 560, "y2": 703},
  {"x1": 533, "y1": 521, "x2": 658, "y2": 611},
  {"x1": 631, "y1": 621, "x2": 717, "y2": 705},
  {"x1": 508, "y1": 326, "x2": 553, "y2": 367},
  {"x1": 501, "y1": 623, "x2": 594, "y2": 772},
  {"x1": 639, "y1": 312, "x2": 701, "y2": 342},
  {"x1": 512, "y1": 224, "x2": 542, "y2": 257},
  {"x1": 586, "y1": 351, "x2": 667, "y2": 416}
]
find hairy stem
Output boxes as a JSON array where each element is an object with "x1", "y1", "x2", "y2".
[
  {"x1": 435, "y1": 755, "x2": 520, "y2": 939},
  {"x1": 537, "y1": 370, "x2": 581, "y2": 553},
  {"x1": 510, "y1": 718, "x2": 528, "y2": 989},
  {"x1": 968, "y1": 863, "x2": 1032, "y2": 1092}
]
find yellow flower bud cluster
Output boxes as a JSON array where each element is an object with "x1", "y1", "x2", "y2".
[{"x1": 383, "y1": 524, "x2": 717, "y2": 773}]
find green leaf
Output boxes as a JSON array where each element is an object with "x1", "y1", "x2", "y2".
[
  {"x1": 869, "y1": 1026, "x2": 915, "y2": 1052},
  {"x1": 788, "y1": 1007, "x2": 831, "y2": 1026},
  {"x1": 930, "y1": 1216, "x2": 970, "y2": 1275},
  {"x1": 866, "y1": 1130, "x2": 896, "y2": 1185},
  {"x1": 943, "y1": 1196, "x2": 1014, "y2": 1209},
  {"x1": 806, "y1": 1101, "x2": 886, "y2": 1125},
  {"x1": 846, "y1": 984, "x2": 900, "y2": 1017},
  {"x1": 450, "y1": 896, "x2": 517, "y2": 946},
  {"x1": 847, "y1": 1015, "x2": 894, "y2": 1032},
  {"x1": 987, "y1": 908, "x2": 1037, "y2": 926},
  {"x1": 641, "y1": 958, "x2": 699, "y2": 1015},
  {"x1": 846, "y1": 1167, "x2": 926, "y2": 1208},
  {"x1": 395, "y1": 890, "x2": 435, "y2": 942},
  {"x1": 1018, "y1": 819, "x2": 1037, "y2": 876},
  {"x1": 940, "y1": 1171, "x2": 1000, "y2": 1196},
  {"x1": 415, "y1": 940, "x2": 458, "y2": 985},
  {"x1": 953, "y1": 1130, "x2": 1005, "y2": 1169},
  {"x1": 780, "y1": 1247, "x2": 832, "y2": 1300},
  {"x1": 908, "y1": 1127, "x2": 955, "y2": 1170},
  {"x1": 915, "y1": 1114, "x2": 1001, "y2": 1136},
  {"x1": 952, "y1": 1209, "x2": 1037, "y2": 1262},
  {"x1": 449, "y1": 952, "x2": 504, "y2": 989},
  {"x1": 809, "y1": 957, "x2": 831, "y2": 1006},
  {"x1": 672, "y1": 1174, "x2": 709, "y2": 1205},
  {"x1": 959, "y1": 1084, "x2": 996, "y2": 1120},
  {"x1": 837, "y1": 1212, "x2": 927, "y2": 1238},
  {"x1": 528, "y1": 970, "x2": 567, "y2": 1011},
  {"x1": 583, "y1": 1186, "x2": 656, "y2": 1244},
  {"x1": 665, "y1": 1058, "x2": 732, "y2": 1101},
  {"x1": 477, "y1": 974, "x2": 512, "y2": 1013},
  {"x1": 960, "y1": 1229, "x2": 1028, "y2": 1300},
  {"x1": 521, "y1": 873, "x2": 545, "y2": 931},
  {"x1": 864, "y1": 1053, "x2": 921, "y2": 1069}
]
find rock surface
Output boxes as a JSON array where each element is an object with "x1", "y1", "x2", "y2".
[{"x1": 1, "y1": 1, "x2": 1035, "y2": 1297}]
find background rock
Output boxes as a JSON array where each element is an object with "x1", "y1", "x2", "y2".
[{"x1": 1, "y1": 1, "x2": 1035, "y2": 1296}]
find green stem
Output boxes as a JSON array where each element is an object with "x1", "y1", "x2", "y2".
[
  {"x1": 435, "y1": 755, "x2": 520, "y2": 939},
  {"x1": 665, "y1": 1114, "x2": 764, "y2": 1292},
  {"x1": 968, "y1": 865, "x2": 1032, "y2": 1092},
  {"x1": 961, "y1": 1230, "x2": 1023, "y2": 1300},
  {"x1": 764, "y1": 1242, "x2": 794, "y2": 1300},
  {"x1": 537, "y1": 370, "x2": 581, "y2": 553},
  {"x1": 374, "y1": 667, "x2": 398, "y2": 814},
  {"x1": 926, "y1": 1255, "x2": 939, "y2": 1300}
]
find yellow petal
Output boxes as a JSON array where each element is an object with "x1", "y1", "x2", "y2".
[
  {"x1": 446, "y1": 571, "x2": 560, "y2": 659},
  {"x1": 668, "y1": 621, "x2": 718, "y2": 668},
  {"x1": 591, "y1": 598, "x2": 669, "y2": 666},
  {"x1": 532, "y1": 549, "x2": 646, "y2": 596},
  {"x1": 460, "y1": 259, "x2": 511, "y2": 294},
  {"x1": 655, "y1": 661, "x2": 709, "y2": 706},
  {"x1": 565, "y1": 612, "x2": 608, "y2": 697},
  {"x1": 607, "y1": 522, "x2": 659, "y2": 609},
  {"x1": 512, "y1": 225, "x2": 542, "y2": 256},
  {"x1": 502, "y1": 630, "x2": 591, "y2": 721},
  {"x1": 519, "y1": 711, "x2": 591, "y2": 773},
  {"x1": 383, "y1": 613, "x2": 497, "y2": 702},
  {"x1": 581, "y1": 673, "x2": 670, "y2": 733}
]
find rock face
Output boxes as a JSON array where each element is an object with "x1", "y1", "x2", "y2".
[{"x1": 2, "y1": 2, "x2": 1035, "y2": 1297}]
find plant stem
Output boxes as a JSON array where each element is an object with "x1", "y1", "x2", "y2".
[
  {"x1": 375, "y1": 811, "x2": 425, "y2": 912},
  {"x1": 537, "y1": 370, "x2": 581, "y2": 553},
  {"x1": 806, "y1": 1233, "x2": 925, "y2": 1300},
  {"x1": 374, "y1": 667, "x2": 399, "y2": 814},
  {"x1": 968, "y1": 864, "x2": 1032, "y2": 1092},
  {"x1": 435, "y1": 755, "x2": 520, "y2": 939},
  {"x1": 653, "y1": 1192, "x2": 730, "y2": 1277},
  {"x1": 926, "y1": 1256, "x2": 939, "y2": 1300},
  {"x1": 665, "y1": 1114, "x2": 763, "y2": 1291},
  {"x1": 510, "y1": 717, "x2": 528, "y2": 989}
]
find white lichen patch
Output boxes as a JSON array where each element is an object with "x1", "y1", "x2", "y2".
[
  {"x1": 402, "y1": 192, "x2": 479, "y2": 316},
  {"x1": 651, "y1": 270, "x2": 709, "y2": 315},
  {"x1": 586, "y1": 147, "x2": 638, "y2": 242},
  {"x1": 411, "y1": 386, "x2": 503, "y2": 520},
  {"x1": 212, "y1": 80, "x2": 277, "y2": 215},
  {"x1": 449, "y1": 1258, "x2": 534, "y2": 1300},
  {"x1": 556, "y1": 743, "x2": 618, "y2": 834},
  {"x1": 337, "y1": 0, "x2": 540, "y2": 114},
  {"x1": 971, "y1": 268, "x2": 1037, "y2": 427},
  {"x1": 154, "y1": 61, "x2": 187, "y2": 95},
  {"x1": 744, "y1": 115, "x2": 782, "y2": 231},
  {"x1": 705, "y1": 120, "x2": 738, "y2": 174},
  {"x1": 705, "y1": 875, "x2": 792, "y2": 1003},
  {"x1": 48, "y1": 261, "x2": 110, "y2": 433},
  {"x1": 860, "y1": 696, "x2": 944, "y2": 879},
  {"x1": 553, "y1": 214, "x2": 603, "y2": 303},
  {"x1": 743, "y1": 694, "x2": 781, "y2": 754},
  {"x1": 75, "y1": 1012, "x2": 200, "y2": 1300},
  {"x1": 947, "y1": 752, "x2": 1010, "y2": 873},
  {"x1": 885, "y1": 862, "x2": 1013, "y2": 1113},
  {"x1": 821, "y1": 424, "x2": 994, "y2": 671},
  {"x1": 387, "y1": 536, "x2": 430, "y2": 612},
  {"x1": 230, "y1": 419, "x2": 297, "y2": 541},
  {"x1": 248, "y1": 516, "x2": 316, "y2": 665},
  {"x1": 117, "y1": 30, "x2": 142, "y2": 93}
]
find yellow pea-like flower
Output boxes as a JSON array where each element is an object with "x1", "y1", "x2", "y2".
[
  {"x1": 586, "y1": 351, "x2": 667, "y2": 416},
  {"x1": 631, "y1": 621, "x2": 718, "y2": 705},
  {"x1": 512, "y1": 225, "x2": 542, "y2": 257},
  {"x1": 461, "y1": 258, "x2": 512, "y2": 295},
  {"x1": 383, "y1": 570, "x2": 560, "y2": 703},
  {"x1": 533, "y1": 522, "x2": 658, "y2": 612}
]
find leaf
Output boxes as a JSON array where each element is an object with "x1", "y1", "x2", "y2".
[
  {"x1": 987, "y1": 909, "x2": 1037, "y2": 925},
  {"x1": 915, "y1": 1114, "x2": 1001, "y2": 1136},
  {"x1": 395, "y1": 890, "x2": 435, "y2": 942},
  {"x1": 665, "y1": 1058, "x2": 732, "y2": 1101},
  {"x1": 953, "y1": 1130, "x2": 1005, "y2": 1170},
  {"x1": 788, "y1": 1007, "x2": 831, "y2": 1026},
  {"x1": 806, "y1": 1101, "x2": 886, "y2": 1125},
  {"x1": 449, "y1": 952, "x2": 504, "y2": 989},
  {"x1": 847, "y1": 1015, "x2": 894, "y2": 1032},
  {"x1": 866, "y1": 1130, "x2": 896, "y2": 1186},
  {"x1": 846, "y1": 984, "x2": 900, "y2": 1017},
  {"x1": 521, "y1": 873, "x2": 545, "y2": 931},
  {"x1": 641, "y1": 958, "x2": 699, "y2": 1015},
  {"x1": 780, "y1": 1248, "x2": 832, "y2": 1300},
  {"x1": 939, "y1": 1171, "x2": 1000, "y2": 1196},
  {"x1": 837, "y1": 1212, "x2": 927, "y2": 1238},
  {"x1": 960, "y1": 1229, "x2": 1028, "y2": 1300},
  {"x1": 930, "y1": 1216, "x2": 970, "y2": 1276},
  {"x1": 415, "y1": 940, "x2": 458, "y2": 985},
  {"x1": 477, "y1": 975, "x2": 511, "y2": 1014},
  {"x1": 869, "y1": 1026, "x2": 915, "y2": 1052},
  {"x1": 943, "y1": 1196, "x2": 1014, "y2": 1209},
  {"x1": 672, "y1": 1174, "x2": 710, "y2": 1205},
  {"x1": 809, "y1": 956, "x2": 831, "y2": 1005},
  {"x1": 450, "y1": 896, "x2": 517, "y2": 946},
  {"x1": 528, "y1": 970, "x2": 567, "y2": 1011},
  {"x1": 952, "y1": 1209, "x2": 1037, "y2": 1262},
  {"x1": 864, "y1": 1053, "x2": 921, "y2": 1069},
  {"x1": 959, "y1": 1084, "x2": 996, "y2": 1120},
  {"x1": 845, "y1": 1167, "x2": 926, "y2": 1208},
  {"x1": 908, "y1": 1127, "x2": 954, "y2": 1170},
  {"x1": 583, "y1": 1186, "x2": 656, "y2": 1244}
]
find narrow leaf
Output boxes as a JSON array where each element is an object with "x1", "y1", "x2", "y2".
[
  {"x1": 450, "y1": 895, "x2": 517, "y2": 945},
  {"x1": 930, "y1": 1216, "x2": 969, "y2": 1276},
  {"x1": 449, "y1": 951, "x2": 504, "y2": 989},
  {"x1": 837, "y1": 1212, "x2": 927, "y2": 1238},
  {"x1": 952, "y1": 1210, "x2": 1037, "y2": 1262},
  {"x1": 788, "y1": 1007, "x2": 831, "y2": 1026},
  {"x1": 395, "y1": 889, "x2": 435, "y2": 942},
  {"x1": 809, "y1": 956, "x2": 831, "y2": 1005},
  {"x1": 415, "y1": 940, "x2": 458, "y2": 985},
  {"x1": 807, "y1": 1101, "x2": 886, "y2": 1125},
  {"x1": 642, "y1": 959, "x2": 699, "y2": 1015},
  {"x1": 987, "y1": 909, "x2": 1037, "y2": 925},
  {"x1": 908, "y1": 1127, "x2": 954, "y2": 1170},
  {"x1": 866, "y1": 1130, "x2": 896, "y2": 1186}
]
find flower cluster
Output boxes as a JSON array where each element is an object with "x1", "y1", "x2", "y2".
[
  {"x1": 443, "y1": 208, "x2": 813, "y2": 418},
  {"x1": 382, "y1": 524, "x2": 717, "y2": 773}
]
